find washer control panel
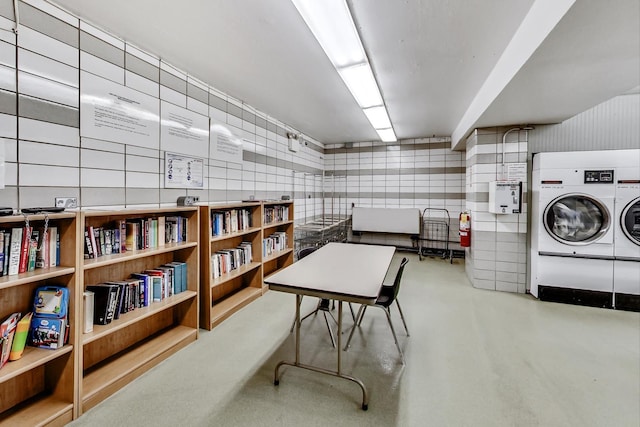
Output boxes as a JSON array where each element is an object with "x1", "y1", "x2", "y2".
[{"x1": 584, "y1": 169, "x2": 614, "y2": 183}]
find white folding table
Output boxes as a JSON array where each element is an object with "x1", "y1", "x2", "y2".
[{"x1": 264, "y1": 242, "x2": 396, "y2": 410}]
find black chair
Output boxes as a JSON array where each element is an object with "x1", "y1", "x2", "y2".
[{"x1": 344, "y1": 257, "x2": 410, "y2": 363}]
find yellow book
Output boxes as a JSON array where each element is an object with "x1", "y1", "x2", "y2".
[{"x1": 9, "y1": 312, "x2": 32, "y2": 361}]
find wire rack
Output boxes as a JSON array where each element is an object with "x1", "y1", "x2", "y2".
[{"x1": 418, "y1": 208, "x2": 451, "y2": 261}]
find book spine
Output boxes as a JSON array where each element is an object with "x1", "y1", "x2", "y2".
[{"x1": 18, "y1": 226, "x2": 32, "y2": 273}]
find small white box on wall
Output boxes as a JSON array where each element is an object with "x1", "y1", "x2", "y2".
[
  {"x1": 287, "y1": 133, "x2": 300, "y2": 152},
  {"x1": 489, "y1": 181, "x2": 522, "y2": 214}
]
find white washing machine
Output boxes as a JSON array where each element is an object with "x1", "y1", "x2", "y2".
[
  {"x1": 531, "y1": 151, "x2": 617, "y2": 308},
  {"x1": 613, "y1": 151, "x2": 640, "y2": 311}
]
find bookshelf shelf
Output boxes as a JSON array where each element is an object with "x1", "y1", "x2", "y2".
[
  {"x1": 82, "y1": 290, "x2": 197, "y2": 344},
  {"x1": 0, "y1": 212, "x2": 78, "y2": 424},
  {"x1": 0, "y1": 395, "x2": 73, "y2": 427},
  {"x1": 0, "y1": 266, "x2": 76, "y2": 290},
  {"x1": 78, "y1": 207, "x2": 199, "y2": 416},
  {"x1": 0, "y1": 345, "x2": 73, "y2": 383},
  {"x1": 210, "y1": 287, "x2": 262, "y2": 327},
  {"x1": 211, "y1": 262, "x2": 262, "y2": 288},
  {"x1": 263, "y1": 248, "x2": 294, "y2": 264},
  {"x1": 82, "y1": 325, "x2": 196, "y2": 412},
  {"x1": 210, "y1": 226, "x2": 261, "y2": 242},
  {"x1": 263, "y1": 219, "x2": 294, "y2": 230},
  {"x1": 82, "y1": 241, "x2": 198, "y2": 270}
]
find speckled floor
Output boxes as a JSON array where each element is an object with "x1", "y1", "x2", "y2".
[{"x1": 69, "y1": 253, "x2": 640, "y2": 427}]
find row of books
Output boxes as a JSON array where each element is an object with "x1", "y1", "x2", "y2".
[
  {"x1": 85, "y1": 261, "x2": 188, "y2": 326},
  {"x1": 211, "y1": 242, "x2": 253, "y2": 279},
  {"x1": 84, "y1": 216, "x2": 188, "y2": 259},
  {"x1": 211, "y1": 209, "x2": 253, "y2": 237},
  {"x1": 264, "y1": 206, "x2": 289, "y2": 224},
  {"x1": 263, "y1": 232, "x2": 288, "y2": 257},
  {"x1": 0, "y1": 226, "x2": 60, "y2": 277},
  {"x1": 1, "y1": 285, "x2": 71, "y2": 370}
]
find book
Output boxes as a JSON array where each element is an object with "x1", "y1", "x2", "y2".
[
  {"x1": 18, "y1": 226, "x2": 32, "y2": 273},
  {"x1": 157, "y1": 216, "x2": 166, "y2": 246},
  {"x1": 8, "y1": 227, "x2": 23, "y2": 275},
  {"x1": 9, "y1": 312, "x2": 32, "y2": 361},
  {"x1": 2, "y1": 230, "x2": 10, "y2": 275},
  {"x1": 130, "y1": 273, "x2": 151, "y2": 307},
  {"x1": 125, "y1": 222, "x2": 138, "y2": 251},
  {"x1": 1, "y1": 312, "x2": 21, "y2": 368},
  {"x1": 86, "y1": 284, "x2": 119, "y2": 325},
  {"x1": 143, "y1": 270, "x2": 165, "y2": 301},
  {"x1": 0, "y1": 231, "x2": 4, "y2": 277},
  {"x1": 83, "y1": 291, "x2": 94, "y2": 333},
  {"x1": 117, "y1": 219, "x2": 127, "y2": 252},
  {"x1": 84, "y1": 227, "x2": 95, "y2": 259},
  {"x1": 49, "y1": 226, "x2": 58, "y2": 267},
  {"x1": 35, "y1": 227, "x2": 50, "y2": 268},
  {"x1": 27, "y1": 229, "x2": 39, "y2": 272}
]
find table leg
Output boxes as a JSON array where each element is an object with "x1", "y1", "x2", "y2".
[{"x1": 274, "y1": 296, "x2": 369, "y2": 410}]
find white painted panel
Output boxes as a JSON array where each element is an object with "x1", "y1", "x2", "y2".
[
  {"x1": 160, "y1": 100, "x2": 209, "y2": 158},
  {"x1": 18, "y1": 48, "x2": 78, "y2": 87},
  {"x1": 187, "y1": 97, "x2": 208, "y2": 116},
  {"x1": 20, "y1": 164, "x2": 78, "y2": 186},
  {"x1": 126, "y1": 171, "x2": 158, "y2": 188},
  {"x1": 0, "y1": 114, "x2": 17, "y2": 138},
  {"x1": 18, "y1": 71, "x2": 78, "y2": 107},
  {"x1": 160, "y1": 85, "x2": 186, "y2": 107},
  {"x1": 125, "y1": 70, "x2": 158, "y2": 97},
  {"x1": 80, "y1": 71, "x2": 159, "y2": 149},
  {"x1": 80, "y1": 21, "x2": 123, "y2": 49},
  {"x1": 81, "y1": 148, "x2": 124, "y2": 170},
  {"x1": 4, "y1": 161, "x2": 17, "y2": 185},
  {"x1": 17, "y1": 26, "x2": 79, "y2": 67},
  {"x1": 81, "y1": 137, "x2": 124, "y2": 153},
  {"x1": 125, "y1": 153, "x2": 158, "y2": 173},
  {"x1": 20, "y1": 140, "x2": 78, "y2": 167},
  {"x1": 0, "y1": 17, "x2": 15, "y2": 36},
  {"x1": 352, "y1": 207, "x2": 421, "y2": 234},
  {"x1": 0, "y1": 41, "x2": 15, "y2": 67},
  {"x1": 125, "y1": 43, "x2": 159, "y2": 66},
  {"x1": 81, "y1": 167, "x2": 124, "y2": 187},
  {"x1": 80, "y1": 52, "x2": 124, "y2": 84},
  {"x1": 160, "y1": 61, "x2": 186, "y2": 79},
  {"x1": 23, "y1": 0, "x2": 79, "y2": 26},
  {"x1": 19, "y1": 117, "x2": 78, "y2": 146},
  {"x1": 0, "y1": 65, "x2": 14, "y2": 91}
]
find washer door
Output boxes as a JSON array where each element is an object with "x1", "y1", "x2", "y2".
[
  {"x1": 621, "y1": 198, "x2": 640, "y2": 246},
  {"x1": 543, "y1": 194, "x2": 611, "y2": 245}
]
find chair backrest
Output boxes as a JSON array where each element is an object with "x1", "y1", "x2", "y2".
[
  {"x1": 297, "y1": 246, "x2": 317, "y2": 260},
  {"x1": 383, "y1": 257, "x2": 409, "y2": 305}
]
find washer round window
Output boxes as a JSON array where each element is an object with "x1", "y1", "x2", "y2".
[
  {"x1": 543, "y1": 194, "x2": 611, "y2": 244},
  {"x1": 621, "y1": 198, "x2": 640, "y2": 245}
]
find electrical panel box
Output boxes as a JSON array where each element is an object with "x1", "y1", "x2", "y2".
[{"x1": 489, "y1": 181, "x2": 522, "y2": 214}]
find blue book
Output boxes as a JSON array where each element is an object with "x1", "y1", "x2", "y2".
[{"x1": 130, "y1": 273, "x2": 151, "y2": 306}]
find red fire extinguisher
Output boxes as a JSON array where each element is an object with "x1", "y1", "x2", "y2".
[{"x1": 459, "y1": 211, "x2": 471, "y2": 247}]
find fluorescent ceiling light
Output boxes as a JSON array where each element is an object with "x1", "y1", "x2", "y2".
[
  {"x1": 291, "y1": 0, "x2": 366, "y2": 68},
  {"x1": 292, "y1": 0, "x2": 396, "y2": 142},
  {"x1": 338, "y1": 64, "x2": 383, "y2": 108},
  {"x1": 376, "y1": 128, "x2": 397, "y2": 142},
  {"x1": 363, "y1": 106, "x2": 391, "y2": 129}
]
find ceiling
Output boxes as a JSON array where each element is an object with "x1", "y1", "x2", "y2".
[{"x1": 51, "y1": 0, "x2": 640, "y2": 148}]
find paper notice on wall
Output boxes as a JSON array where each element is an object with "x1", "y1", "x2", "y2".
[
  {"x1": 506, "y1": 163, "x2": 527, "y2": 181},
  {"x1": 210, "y1": 121, "x2": 243, "y2": 164},
  {"x1": 165, "y1": 152, "x2": 204, "y2": 189},
  {"x1": 160, "y1": 101, "x2": 209, "y2": 158},
  {"x1": 80, "y1": 72, "x2": 160, "y2": 149}
]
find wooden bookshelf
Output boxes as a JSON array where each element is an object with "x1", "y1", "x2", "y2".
[
  {"x1": 199, "y1": 201, "x2": 295, "y2": 329},
  {"x1": 0, "y1": 212, "x2": 78, "y2": 425},
  {"x1": 200, "y1": 202, "x2": 263, "y2": 330},
  {"x1": 78, "y1": 207, "x2": 199, "y2": 416},
  {"x1": 261, "y1": 201, "x2": 294, "y2": 290}
]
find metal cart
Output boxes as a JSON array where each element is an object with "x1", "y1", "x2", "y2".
[{"x1": 418, "y1": 208, "x2": 451, "y2": 261}]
